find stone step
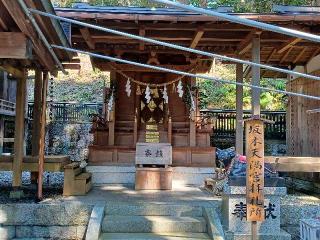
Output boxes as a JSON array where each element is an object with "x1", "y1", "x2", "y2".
[
  {"x1": 102, "y1": 216, "x2": 207, "y2": 233},
  {"x1": 99, "y1": 232, "x2": 211, "y2": 240},
  {"x1": 104, "y1": 203, "x2": 203, "y2": 217},
  {"x1": 12, "y1": 238, "x2": 46, "y2": 240}
]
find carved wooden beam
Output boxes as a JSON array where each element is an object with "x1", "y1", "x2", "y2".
[
  {"x1": 139, "y1": 26, "x2": 145, "y2": 51},
  {"x1": 277, "y1": 38, "x2": 301, "y2": 54},
  {"x1": 0, "y1": 62, "x2": 24, "y2": 79},
  {"x1": 265, "y1": 48, "x2": 277, "y2": 63},
  {"x1": 0, "y1": 32, "x2": 32, "y2": 59},
  {"x1": 1, "y1": 0, "x2": 55, "y2": 71},
  {"x1": 237, "y1": 30, "x2": 262, "y2": 55},
  {"x1": 80, "y1": 27, "x2": 95, "y2": 50},
  {"x1": 280, "y1": 47, "x2": 293, "y2": 64},
  {"x1": 190, "y1": 27, "x2": 204, "y2": 49},
  {"x1": 293, "y1": 47, "x2": 306, "y2": 64}
]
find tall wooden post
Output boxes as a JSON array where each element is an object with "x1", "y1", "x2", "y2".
[
  {"x1": 32, "y1": 69, "x2": 42, "y2": 155},
  {"x1": 236, "y1": 63, "x2": 244, "y2": 155},
  {"x1": 108, "y1": 71, "x2": 116, "y2": 146},
  {"x1": 252, "y1": 35, "x2": 261, "y2": 116},
  {"x1": 0, "y1": 71, "x2": 8, "y2": 154},
  {"x1": 189, "y1": 79, "x2": 196, "y2": 147},
  {"x1": 189, "y1": 112, "x2": 196, "y2": 147},
  {"x1": 31, "y1": 69, "x2": 42, "y2": 183},
  {"x1": 245, "y1": 119, "x2": 265, "y2": 222},
  {"x1": 12, "y1": 69, "x2": 27, "y2": 188},
  {"x1": 250, "y1": 34, "x2": 261, "y2": 239},
  {"x1": 37, "y1": 71, "x2": 49, "y2": 200}
]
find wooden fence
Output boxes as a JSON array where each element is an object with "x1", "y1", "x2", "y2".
[
  {"x1": 201, "y1": 109, "x2": 286, "y2": 148},
  {"x1": 27, "y1": 103, "x2": 286, "y2": 140}
]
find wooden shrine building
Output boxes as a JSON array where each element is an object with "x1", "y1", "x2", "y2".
[
  {"x1": 55, "y1": 4, "x2": 320, "y2": 177},
  {"x1": 1, "y1": 1, "x2": 320, "y2": 191}
]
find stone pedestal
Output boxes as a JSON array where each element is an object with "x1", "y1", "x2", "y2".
[
  {"x1": 135, "y1": 142, "x2": 172, "y2": 166},
  {"x1": 135, "y1": 167, "x2": 172, "y2": 190},
  {"x1": 222, "y1": 183, "x2": 291, "y2": 240}
]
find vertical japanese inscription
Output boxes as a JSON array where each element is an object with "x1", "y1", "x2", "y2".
[{"x1": 246, "y1": 119, "x2": 265, "y2": 222}]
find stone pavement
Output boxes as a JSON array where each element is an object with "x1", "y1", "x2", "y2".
[{"x1": 45, "y1": 184, "x2": 222, "y2": 208}]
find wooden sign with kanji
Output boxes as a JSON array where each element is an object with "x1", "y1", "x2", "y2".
[{"x1": 245, "y1": 119, "x2": 265, "y2": 222}]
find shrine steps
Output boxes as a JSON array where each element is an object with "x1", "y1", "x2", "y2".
[
  {"x1": 99, "y1": 232, "x2": 211, "y2": 239},
  {"x1": 102, "y1": 215, "x2": 207, "y2": 233},
  {"x1": 99, "y1": 203, "x2": 212, "y2": 239},
  {"x1": 104, "y1": 202, "x2": 204, "y2": 217},
  {"x1": 86, "y1": 165, "x2": 215, "y2": 186}
]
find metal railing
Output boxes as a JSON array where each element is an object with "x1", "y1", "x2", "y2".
[
  {"x1": 28, "y1": 102, "x2": 103, "y2": 123},
  {"x1": 0, "y1": 99, "x2": 16, "y2": 116}
]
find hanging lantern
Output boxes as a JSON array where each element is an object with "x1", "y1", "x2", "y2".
[
  {"x1": 145, "y1": 85, "x2": 151, "y2": 103},
  {"x1": 125, "y1": 78, "x2": 131, "y2": 97},
  {"x1": 136, "y1": 85, "x2": 142, "y2": 95},
  {"x1": 163, "y1": 85, "x2": 168, "y2": 104},
  {"x1": 177, "y1": 80, "x2": 184, "y2": 98}
]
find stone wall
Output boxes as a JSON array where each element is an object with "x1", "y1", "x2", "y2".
[
  {"x1": 281, "y1": 198, "x2": 320, "y2": 240},
  {"x1": 0, "y1": 203, "x2": 92, "y2": 239},
  {"x1": 27, "y1": 121, "x2": 93, "y2": 163}
]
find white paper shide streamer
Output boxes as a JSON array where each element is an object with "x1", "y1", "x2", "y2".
[
  {"x1": 145, "y1": 85, "x2": 151, "y2": 103},
  {"x1": 125, "y1": 78, "x2": 131, "y2": 97},
  {"x1": 163, "y1": 85, "x2": 168, "y2": 103},
  {"x1": 107, "y1": 92, "x2": 114, "y2": 112},
  {"x1": 189, "y1": 88, "x2": 196, "y2": 112},
  {"x1": 177, "y1": 80, "x2": 184, "y2": 98}
]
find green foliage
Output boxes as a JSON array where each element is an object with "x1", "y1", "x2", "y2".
[
  {"x1": 208, "y1": 0, "x2": 314, "y2": 13},
  {"x1": 52, "y1": 0, "x2": 318, "y2": 12},
  {"x1": 197, "y1": 63, "x2": 287, "y2": 110}
]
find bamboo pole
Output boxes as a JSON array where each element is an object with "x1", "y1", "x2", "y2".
[{"x1": 37, "y1": 71, "x2": 48, "y2": 201}]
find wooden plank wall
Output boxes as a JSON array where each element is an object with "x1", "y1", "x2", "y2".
[{"x1": 287, "y1": 77, "x2": 320, "y2": 183}]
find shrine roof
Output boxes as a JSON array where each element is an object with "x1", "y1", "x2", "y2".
[
  {"x1": 0, "y1": 0, "x2": 76, "y2": 76},
  {"x1": 55, "y1": 4, "x2": 320, "y2": 78}
]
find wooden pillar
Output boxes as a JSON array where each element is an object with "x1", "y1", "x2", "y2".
[
  {"x1": 189, "y1": 79, "x2": 196, "y2": 147},
  {"x1": 12, "y1": 69, "x2": 27, "y2": 187},
  {"x1": 108, "y1": 71, "x2": 116, "y2": 146},
  {"x1": 251, "y1": 35, "x2": 261, "y2": 116},
  {"x1": 30, "y1": 70, "x2": 42, "y2": 183},
  {"x1": 31, "y1": 70, "x2": 42, "y2": 156},
  {"x1": 0, "y1": 71, "x2": 8, "y2": 154},
  {"x1": 189, "y1": 114, "x2": 196, "y2": 147},
  {"x1": 236, "y1": 63, "x2": 244, "y2": 155},
  {"x1": 37, "y1": 71, "x2": 49, "y2": 200},
  {"x1": 250, "y1": 34, "x2": 261, "y2": 240},
  {"x1": 168, "y1": 117, "x2": 172, "y2": 144}
]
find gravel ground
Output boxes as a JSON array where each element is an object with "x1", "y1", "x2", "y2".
[
  {"x1": 0, "y1": 171, "x2": 64, "y2": 203},
  {"x1": 0, "y1": 171, "x2": 64, "y2": 187},
  {"x1": 281, "y1": 190, "x2": 320, "y2": 206}
]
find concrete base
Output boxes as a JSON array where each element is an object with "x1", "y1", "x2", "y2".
[
  {"x1": 225, "y1": 229, "x2": 291, "y2": 240},
  {"x1": 86, "y1": 165, "x2": 215, "y2": 187}
]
